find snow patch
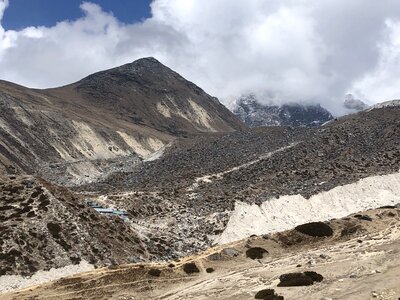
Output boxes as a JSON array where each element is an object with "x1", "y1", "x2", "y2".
[{"x1": 217, "y1": 171, "x2": 400, "y2": 244}]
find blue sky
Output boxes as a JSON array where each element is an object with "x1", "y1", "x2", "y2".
[{"x1": 2, "y1": 0, "x2": 152, "y2": 30}]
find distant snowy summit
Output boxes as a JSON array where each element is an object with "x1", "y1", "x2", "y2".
[
  {"x1": 232, "y1": 94, "x2": 333, "y2": 127},
  {"x1": 231, "y1": 93, "x2": 398, "y2": 128},
  {"x1": 367, "y1": 99, "x2": 400, "y2": 111}
]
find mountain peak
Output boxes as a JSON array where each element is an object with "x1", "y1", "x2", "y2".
[
  {"x1": 76, "y1": 57, "x2": 170, "y2": 86},
  {"x1": 131, "y1": 57, "x2": 162, "y2": 65},
  {"x1": 122, "y1": 57, "x2": 167, "y2": 71},
  {"x1": 63, "y1": 57, "x2": 244, "y2": 136},
  {"x1": 111, "y1": 57, "x2": 172, "y2": 77}
]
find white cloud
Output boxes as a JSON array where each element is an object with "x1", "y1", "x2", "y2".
[
  {"x1": 351, "y1": 20, "x2": 400, "y2": 103},
  {"x1": 0, "y1": 0, "x2": 8, "y2": 53},
  {"x1": 1, "y1": 0, "x2": 400, "y2": 114},
  {"x1": 0, "y1": 0, "x2": 7, "y2": 19}
]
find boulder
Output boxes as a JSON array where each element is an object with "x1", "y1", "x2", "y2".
[
  {"x1": 255, "y1": 288, "x2": 284, "y2": 300},
  {"x1": 246, "y1": 247, "x2": 268, "y2": 259},
  {"x1": 148, "y1": 268, "x2": 161, "y2": 277},
  {"x1": 183, "y1": 262, "x2": 200, "y2": 274},
  {"x1": 294, "y1": 222, "x2": 333, "y2": 237},
  {"x1": 206, "y1": 267, "x2": 215, "y2": 273},
  {"x1": 278, "y1": 271, "x2": 323, "y2": 287}
]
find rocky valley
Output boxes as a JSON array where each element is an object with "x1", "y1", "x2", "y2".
[{"x1": 0, "y1": 58, "x2": 399, "y2": 300}]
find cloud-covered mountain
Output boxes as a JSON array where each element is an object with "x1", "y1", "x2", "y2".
[{"x1": 233, "y1": 95, "x2": 333, "y2": 127}]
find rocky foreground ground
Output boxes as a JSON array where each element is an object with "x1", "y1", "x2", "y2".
[{"x1": 2, "y1": 206, "x2": 399, "y2": 300}]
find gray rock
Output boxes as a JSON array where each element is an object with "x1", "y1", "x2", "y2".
[{"x1": 222, "y1": 248, "x2": 240, "y2": 257}]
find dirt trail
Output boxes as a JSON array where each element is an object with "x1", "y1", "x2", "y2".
[{"x1": 187, "y1": 143, "x2": 299, "y2": 192}]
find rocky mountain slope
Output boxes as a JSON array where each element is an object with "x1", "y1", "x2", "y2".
[
  {"x1": 74, "y1": 105, "x2": 399, "y2": 260},
  {"x1": 0, "y1": 58, "x2": 243, "y2": 186},
  {"x1": 3, "y1": 206, "x2": 399, "y2": 300},
  {"x1": 233, "y1": 94, "x2": 333, "y2": 127},
  {"x1": 0, "y1": 175, "x2": 147, "y2": 277},
  {"x1": 0, "y1": 98, "x2": 398, "y2": 284}
]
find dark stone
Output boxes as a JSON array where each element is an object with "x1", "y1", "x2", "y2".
[
  {"x1": 255, "y1": 288, "x2": 284, "y2": 300},
  {"x1": 148, "y1": 268, "x2": 161, "y2": 277},
  {"x1": 278, "y1": 273, "x2": 314, "y2": 287},
  {"x1": 246, "y1": 247, "x2": 268, "y2": 259},
  {"x1": 295, "y1": 222, "x2": 333, "y2": 237},
  {"x1": 183, "y1": 263, "x2": 200, "y2": 274},
  {"x1": 206, "y1": 267, "x2": 215, "y2": 273},
  {"x1": 278, "y1": 271, "x2": 324, "y2": 287},
  {"x1": 69, "y1": 256, "x2": 81, "y2": 265},
  {"x1": 303, "y1": 271, "x2": 323, "y2": 282},
  {"x1": 47, "y1": 222, "x2": 62, "y2": 237}
]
